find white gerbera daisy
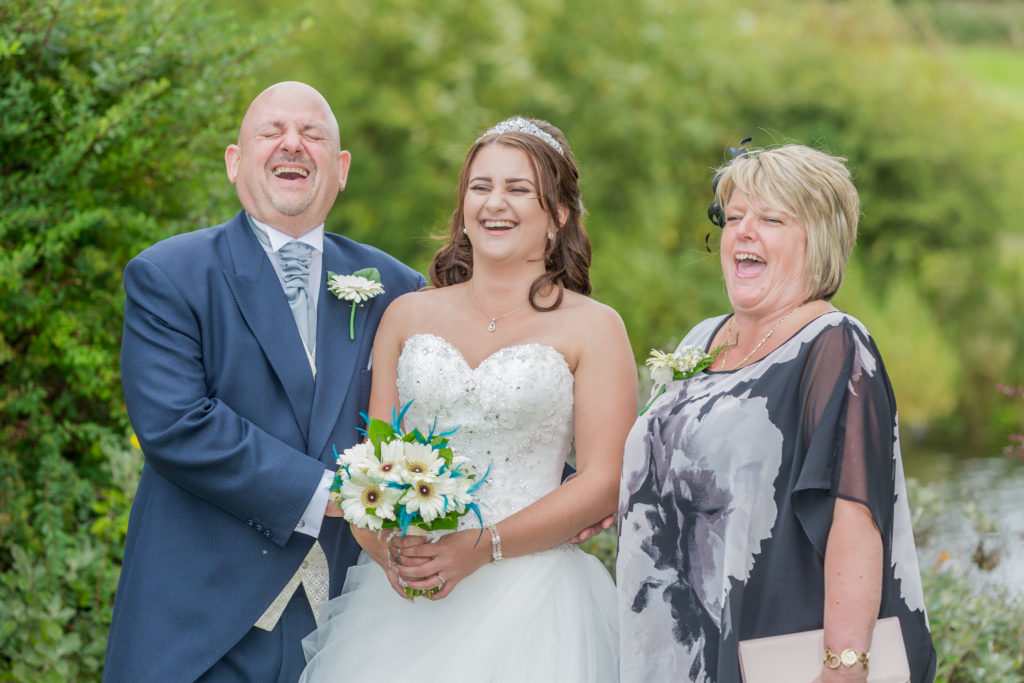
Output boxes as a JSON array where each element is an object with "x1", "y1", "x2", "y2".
[
  {"x1": 338, "y1": 470, "x2": 400, "y2": 530},
  {"x1": 449, "y1": 474, "x2": 475, "y2": 513},
  {"x1": 371, "y1": 440, "x2": 408, "y2": 483},
  {"x1": 400, "y1": 473, "x2": 457, "y2": 523},
  {"x1": 327, "y1": 273, "x2": 385, "y2": 303},
  {"x1": 400, "y1": 442, "x2": 444, "y2": 482},
  {"x1": 448, "y1": 454, "x2": 472, "y2": 472},
  {"x1": 336, "y1": 442, "x2": 376, "y2": 469}
]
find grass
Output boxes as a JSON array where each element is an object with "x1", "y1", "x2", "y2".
[{"x1": 950, "y1": 44, "x2": 1024, "y2": 108}]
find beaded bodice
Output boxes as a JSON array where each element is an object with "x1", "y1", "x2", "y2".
[{"x1": 396, "y1": 333, "x2": 574, "y2": 527}]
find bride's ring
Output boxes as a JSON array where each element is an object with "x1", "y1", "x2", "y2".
[{"x1": 436, "y1": 573, "x2": 446, "y2": 590}]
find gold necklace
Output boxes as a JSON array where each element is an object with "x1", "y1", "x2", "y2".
[
  {"x1": 721, "y1": 305, "x2": 803, "y2": 370},
  {"x1": 469, "y1": 283, "x2": 528, "y2": 333}
]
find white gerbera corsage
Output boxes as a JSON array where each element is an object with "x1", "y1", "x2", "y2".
[
  {"x1": 327, "y1": 268, "x2": 385, "y2": 339},
  {"x1": 639, "y1": 343, "x2": 726, "y2": 415}
]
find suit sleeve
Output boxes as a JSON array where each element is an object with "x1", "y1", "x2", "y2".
[{"x1": 121, "y1": 254, "x2": 325, "y2": 548}]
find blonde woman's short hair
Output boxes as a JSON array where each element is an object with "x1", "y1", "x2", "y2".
[{"x1": 712, "y1": 144, "x2": 860, "y2": 301}]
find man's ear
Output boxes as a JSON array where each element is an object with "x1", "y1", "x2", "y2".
[
  {"x1": 337, "y1": 150, "x2": 352, "y2": 190},
  {"x1": 225, "y1": 145, "x2": 241, "y2": 184}
]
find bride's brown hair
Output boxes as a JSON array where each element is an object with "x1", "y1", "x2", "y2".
[{"x1": 428, "y1": 118, "x2": 592, "y2": 310}]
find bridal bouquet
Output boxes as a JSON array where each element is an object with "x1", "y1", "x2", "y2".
[{"x1": 330, "y1": 402, "x2": 486, "y2": 536}]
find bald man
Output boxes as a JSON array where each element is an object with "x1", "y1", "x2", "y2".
[{"x1": 105, "y1": 82, "x2": 426, "y2": 682}]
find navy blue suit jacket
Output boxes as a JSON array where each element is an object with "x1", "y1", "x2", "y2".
[{"x1": 104, "y1": 212, "x2": 425, "y2": 682}]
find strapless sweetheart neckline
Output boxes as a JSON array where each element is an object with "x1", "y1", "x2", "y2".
[{"x1": 405, "y1": 332, "x2": 570, "y2": 374}]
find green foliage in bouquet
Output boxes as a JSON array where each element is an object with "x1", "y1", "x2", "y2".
[{"x1": 0, "y1": 1, "x2": 291, "y2": 678}]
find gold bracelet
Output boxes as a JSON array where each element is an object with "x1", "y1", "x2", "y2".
[{"x1": 824, "y1": 647, "x2": 870, "y2": 670}]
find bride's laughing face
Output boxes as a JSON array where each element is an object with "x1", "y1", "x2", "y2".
[{"x1": 462, "y1": 144, "x2": 564, "y2": 266}]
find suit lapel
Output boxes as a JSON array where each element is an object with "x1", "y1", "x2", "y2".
[
  {"x1": 222, "y1": 213, "x2": 314, "y2": 443},
  {"x1": 307, "y1": 237, "x2": 377, "y2": 460}
]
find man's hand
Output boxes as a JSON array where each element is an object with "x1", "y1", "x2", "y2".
[
  {"x1": 324, "y1": 499, "x2": 344, "y2": 518},
  {"x1": 569, "y1": 515, "x2": 615, "y2": 544}
]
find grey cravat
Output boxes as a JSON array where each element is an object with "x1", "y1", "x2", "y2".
[
  {"x1": 278, "y1": 240, "x2": 316, "y2": 353},
  {"x1": 249, "y1": 220, "x2": 317, "y2": 354}
]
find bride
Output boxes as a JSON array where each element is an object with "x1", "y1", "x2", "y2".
[{"x1": 299, "y1": 117, "x2": 636, "y2": 682}]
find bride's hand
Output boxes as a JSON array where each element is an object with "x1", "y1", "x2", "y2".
[
  {"x1": 392, "y1": 529, "x2": 491, "y2": 600},
  {"x1": 350, "y1": 526, "x2": 431, "y2": 600}
]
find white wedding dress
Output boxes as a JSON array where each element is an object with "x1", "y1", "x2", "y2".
[{"x1": 300, "y1": 333, "x2": 618, "y2": 682}]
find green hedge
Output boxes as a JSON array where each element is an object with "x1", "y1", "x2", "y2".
[{"x1": 0, "y1": 1, "x2": 287, "y2": 678}]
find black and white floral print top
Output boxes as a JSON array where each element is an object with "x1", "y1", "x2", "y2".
[{"x1": 617, "y1": 312, "x2": 936, "y2": 682}]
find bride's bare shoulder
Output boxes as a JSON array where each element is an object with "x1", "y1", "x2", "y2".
[
  {"x1": 380, "y1": 285, "x2": 463, "y2": 334},
  {"x1": 386, "y1": 285, "x2": 457, "y2": 313},
  {"x1": 558, "y1": 290, "x2": 626, "y2": 330}
]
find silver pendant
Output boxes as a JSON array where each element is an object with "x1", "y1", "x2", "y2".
[{"x1": 487, "y1": 319, "x2": 497, "y2": 333}]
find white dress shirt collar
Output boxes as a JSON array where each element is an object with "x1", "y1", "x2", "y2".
[{"x1": 249, "y1": 215, "x2": 324, "y2": 254}]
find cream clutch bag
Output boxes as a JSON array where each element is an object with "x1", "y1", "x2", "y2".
[{"x1": 737, "y1": 616, "x2": 910, "y2": 683}]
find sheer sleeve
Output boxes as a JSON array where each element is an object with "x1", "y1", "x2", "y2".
[{"x1": 792, "y1": 320, "x2": 896, "y2": 557}]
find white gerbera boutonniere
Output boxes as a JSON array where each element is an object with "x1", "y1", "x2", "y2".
[
  {"x1": 639, "y1": 343, "x2": 727, "y2": 415},
  {"x1": 327, "y1": 268, "x2": 385, "y2": 340}
]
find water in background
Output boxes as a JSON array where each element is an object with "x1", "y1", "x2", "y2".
[{"x1": 903, "y1": 444, "x2": 1024, "y2": 595}]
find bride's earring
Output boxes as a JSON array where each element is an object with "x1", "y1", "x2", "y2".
[
  {"x1": 547, "y1": 230, "x2": 555, "y2": 240},
  {"x1": 462, "y1": 227, "x2": 468, "y2": 235}
]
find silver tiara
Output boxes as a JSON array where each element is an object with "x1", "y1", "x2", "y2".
[{"x1": 476, "y1": 117, "x2": 564, "y2": 155}]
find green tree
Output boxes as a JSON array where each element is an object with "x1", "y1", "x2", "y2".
[
  {"x1": 0, "y1": 1, "x2": 287, "y2": 678},
  {"x1": 231, "y1": 0, "x2": 1024, "y2": 438}
]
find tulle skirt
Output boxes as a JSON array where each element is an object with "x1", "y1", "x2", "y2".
[{"x1": 300, "y1": 544, "x2": 618, "y2": 682}]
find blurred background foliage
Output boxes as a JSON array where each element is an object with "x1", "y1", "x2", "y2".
[
  {"x1": 237, "y1": 0, "x2": 1024, "y2": 439},
  {"x1": 1, "y1": 0, "x2": 1022, "y2": 679}
]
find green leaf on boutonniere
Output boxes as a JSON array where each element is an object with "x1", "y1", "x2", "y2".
[{"x1": 351, "y1": 267, "x2": 381, "y2": 283}]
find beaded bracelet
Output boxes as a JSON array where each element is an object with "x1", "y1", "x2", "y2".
[{"x1": 487, "y1": 524, "x2": 504, "y2": 562}]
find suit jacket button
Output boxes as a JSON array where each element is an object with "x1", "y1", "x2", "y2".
[
  {"x1": 263, "y1": 530, "x2": 272, "y2": 538},
  {"x1": 247, "y1": 519, "x2": 255, "y2": 527},
  {"x1": 255, "y1": 524, "x2": 264, "y2": 532}
]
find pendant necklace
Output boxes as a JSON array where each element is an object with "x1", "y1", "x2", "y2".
[
  {"x1": 469, "y1": 283, "x2": 528, "y2": 333},
  {"x1": 721, "y1": 304, "x2": 803, "y2": 370}
]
